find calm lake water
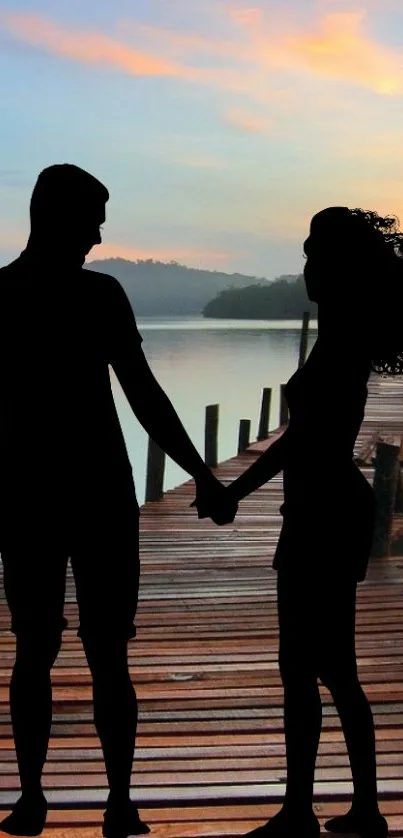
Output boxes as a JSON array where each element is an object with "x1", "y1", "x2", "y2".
[{"x1": 111, "y1": 316, "x2": 318, "y2": 505}]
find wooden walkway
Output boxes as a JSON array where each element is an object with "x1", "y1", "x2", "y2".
[{"x1": 1, "y1": 375, "x2": 403, "y2": 836}]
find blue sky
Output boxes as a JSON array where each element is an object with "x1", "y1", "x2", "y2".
[{"x1": 1, "y1": 0, "x2": 403, "y2": 278}]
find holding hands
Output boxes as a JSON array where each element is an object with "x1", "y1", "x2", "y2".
[
  {"x1": 191, "y1": 473, "x2": 238, "y2": 526},
  {"x1": 190, "y1": 430, "x2": 288, "y2": 525}
]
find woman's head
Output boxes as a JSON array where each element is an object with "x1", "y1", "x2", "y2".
[
  {"x1": 303, "y1": 206, "x2": 403, "y2": 302},
  {"x1": 304, "y1": 206, "x2": 403, "y2": 374}
]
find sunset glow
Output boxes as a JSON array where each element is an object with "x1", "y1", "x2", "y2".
[{"x1": 1, "y1": 1, "x2": 403, "y2": 277}]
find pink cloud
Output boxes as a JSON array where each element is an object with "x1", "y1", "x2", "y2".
[
  {"x1": 0, "y1": 13, "x2": 184, "y2": 78},
  {"x1": 92, "y1": 241, "x2": 233, "y2": 269},
  {"x1": 225, "y1": 107, "x2": 272, "y2": 133},
  {"x1": 228, "y1": 7, "x2": 265, "y2": 28}
]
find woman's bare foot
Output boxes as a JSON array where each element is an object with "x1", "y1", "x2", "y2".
[
  {"x1": 102, "y1": 800, "x2": 150, "y2": 838},
  {"x1": 244, "y1": 807, "x2": 320, "y2": 837},
  {"x1": 324, "y1": 807, "x2": 388, "y2": 837}
]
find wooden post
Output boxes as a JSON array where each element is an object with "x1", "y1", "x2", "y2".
[
  {"x1": 145, "y1": 437, "x2": 166, "y2": 502},
  {"x1": 257, "y1": 387, "x2": 272, "y2": 441},
  {"x1": 298, "y1": 310, "x2": 310, "y2": 369},
  {"x1": 238, "y1": 419, "x2": 251, "y2": 454},
  {"x1": 371, "y1": 441, "x2": 400, "y2": 557},
  {"x1": 396, "y1": 435, "x2": 403, "y2": 513},
  {"x1": 279, "y1": 384, "x2": 289, "y2": 427},
  {"x1": 395, "y1": 468, "x2": 403, "y2": 513},
  {"x1": 205, "y1": 404, "x2": 219, "y2": 467}
]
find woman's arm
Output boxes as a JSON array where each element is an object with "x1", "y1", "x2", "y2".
[{"x1": 226, "y1": 429, "x2": 290, "y2": 503}]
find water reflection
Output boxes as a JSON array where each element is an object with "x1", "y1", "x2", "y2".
[{"x1": 111, "y1": 317, "x2": 318, "y2": 504}]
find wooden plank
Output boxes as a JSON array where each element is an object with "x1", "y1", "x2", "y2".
[{"x1": 1, "y1": 373, "x2": 403, "y2": 829}]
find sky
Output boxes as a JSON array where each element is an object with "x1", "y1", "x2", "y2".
[{"x1": 1, "y1": 0, "x2": 403, "y2": 279}]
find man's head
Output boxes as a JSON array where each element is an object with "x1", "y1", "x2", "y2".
[{"x1": 29, "y1": 163, "x2": 109, "y2": 266}]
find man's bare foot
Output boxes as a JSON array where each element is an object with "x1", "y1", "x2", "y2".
[{"x1": 0, "y1": 792, "x2": 47, "y2": 836}]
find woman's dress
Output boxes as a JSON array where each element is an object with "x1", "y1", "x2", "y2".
[{"x1": 272, "y1": 340, "x2": 375, "y2": 584}]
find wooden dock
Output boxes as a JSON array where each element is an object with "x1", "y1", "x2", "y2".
[{"x1": 1, "y1": 374, "x2": 403, "y2": 836}]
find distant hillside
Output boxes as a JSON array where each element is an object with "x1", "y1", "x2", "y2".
[
  {"x1": 85, "y1": 258, "x2": 268, "y2": 315},
  {"x1": 203, "y1": 275, "x2": 318, "y2": 319}
]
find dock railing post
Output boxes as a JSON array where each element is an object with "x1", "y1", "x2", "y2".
[
  {"x1": 396, "y1": 437, "x2": 403, "y2": 513},
  {"x1": 298, "y1": 310, "x2": 310, "y2": 369},
  {"x1": 371, "y1": 441, "x2": 400, "y2": 557},
  {"x1": 395, "y1": 468, "x2": 403, "y2": 513},
  {"x1": 257, "y1": 387, "x2": 272, "y2": 441},
  {"x1": 238, "y1": 419, "x2": 251, "y2": 454},
  {"x1": 280, "y1": 384, "x2": 289, "y2": 427},
  {"x1": 205, "y1": 404, "x2": 219, "y2": 468},
  {"x1": 145, "y1": 437, "x2": 166, "y2": 502}
]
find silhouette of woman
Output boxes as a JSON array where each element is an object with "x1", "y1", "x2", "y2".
[{"x1": 224, "y1": 207, "x2": 403, "y2": 838}]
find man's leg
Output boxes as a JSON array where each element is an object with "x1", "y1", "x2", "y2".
[
  {"x1": 80, "y1": 631, "x2": 150, "y2": 836},
  {"x1": 71, "y1": 475, "x2": 149, "y2": 835},
  {"x1": 0, "y1": 541, "x2": 68, "y2": 836},
  {"x1": 82, "y1": 634, "x2": 140, "y2": 809},
  {"x1": 0, "y1": 629, "x2": 63, "y2": 836}
]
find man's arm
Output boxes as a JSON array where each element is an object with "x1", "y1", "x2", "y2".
[
  {"x1": 107, "y1": 277, "x2": 226, "y2": 493},
  {"x1": 117, "y1": 350, "x2": 217, "y2": 483}
]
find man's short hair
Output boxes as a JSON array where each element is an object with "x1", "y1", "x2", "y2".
[{"x1": 30, "y1": 163, "x2": 109, "y2": 223}]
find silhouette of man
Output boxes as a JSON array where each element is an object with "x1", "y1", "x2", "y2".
[{"x1": 0, "y1": 163, "x2": 236, "y2": 837}]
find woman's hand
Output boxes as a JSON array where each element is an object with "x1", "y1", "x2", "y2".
[{"x1": 191, "y1": 479, "x2": 238, "y2": 525}]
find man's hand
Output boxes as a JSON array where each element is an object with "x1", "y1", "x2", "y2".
[{"x1": 190, "y1": 477, "x2": 238, "y2": 525}]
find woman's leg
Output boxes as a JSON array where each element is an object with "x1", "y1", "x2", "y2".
[
  {"x1": 317, "y1": 574, "x2": 386, "y2": 830},
  {"x1": 277, "y1": 562, "x2": 322, "y2": 818},
  {"x1": 244, "y1": 558, "x2": 321, "y2": 836}
]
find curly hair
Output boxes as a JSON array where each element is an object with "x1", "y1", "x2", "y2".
[
  {"x1": 353, "y1": 210, "x2": 403, "y2": 375},
  {"x1": 349, "y1": 208, "x2": 403, "y2": 256},
  {"x1": 312, "y1": 206, "x2": 403, "y2": 376}
]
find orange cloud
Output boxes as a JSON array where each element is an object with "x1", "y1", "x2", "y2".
[
  {"x1": 0, "y1": 12, "x2": 183, "y2": 77},
  {"x1": 0, "y1": 10, "x2": 256, "y2": 97},
  {"x1": 279, "y1": 11, "x2": 403, "y2": 95},
  {"x1": 225, "y1": 107, "x2": 272, "y2": 133},
  {"x1": 118, "y1": 20, "x2": 238, "y2": 60},
  {"x1": 0, "y1": 228, "x2": 232, "y2": 270},
  {"x1": 1, "y1": 7, "x2": 402, "y2": 108},
  {"x1": 223, "y1": 7, "x2": 403, "y2": 97}
]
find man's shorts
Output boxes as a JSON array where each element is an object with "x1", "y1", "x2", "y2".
[{"x1": 0, "y1": 469, "x2": 140, "y2": 642}]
